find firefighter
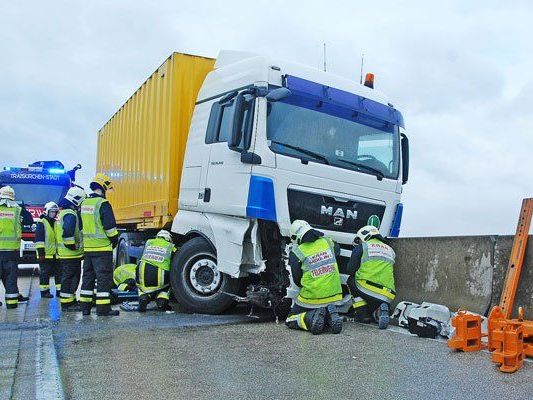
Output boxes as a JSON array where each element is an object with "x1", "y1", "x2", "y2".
[
  {"x1": 285, "y1": 220, "x2": 343, "y2": 335},
  {"x1": 0, "y1": 186, "x2": 32, "y2": 308},
  {"x1": 80, "y1": 173, "x2": 120, "y2": 316},
  {"x1": 35, "y1": 202, "x2": 60, "y2": 298},
  {"x1": 347, "y1": 225, "x2": 396, "y2": 329},
  {"x1": 56, "y1": 186, "x2": 86, "y2": 311},
  {"x1": 113, "y1": 263, "x2": 137, "y2": 292},
  {"x1": 136, "y1": 230, "x2": 176, "y2": 312}
]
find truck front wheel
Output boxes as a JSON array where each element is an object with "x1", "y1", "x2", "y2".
[{"x1": 170, "y1": 237, "x2": 240, "y2": 314}]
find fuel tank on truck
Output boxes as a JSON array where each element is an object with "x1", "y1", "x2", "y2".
[{"x1": 96, "y1": 53, "x2": 215, "y2": 229}]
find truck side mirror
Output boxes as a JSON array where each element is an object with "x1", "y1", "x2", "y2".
[
  {"x1": 228, "y1": 93, "x2": 245, "y2": 150},
  {"x1": 401, "y1": 133, "x2": 409, "y2": 184}
]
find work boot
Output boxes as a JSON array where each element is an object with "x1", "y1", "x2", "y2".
[
  {"x1": 156, "y1": 298, "x2": 171, "y2": 311},
  {"x1": 326, "y1": 304, "x2": 343, "y2": 334},
  {"x1": 81, "y1": 304, "x2": 92, "y2": 316},
  {"x1": 62, "y1": 303, "x2": 82, "y2": 312},
  {"x1": 347, "y1": 305, "x2": 373, "y2": 323},
  {"x1": 138, "y1": 295, "x2": 149, "y2": 313},
  {"x1": 306, "y1": 308, "x2": 327, "y2": 335},
  {"x1": 41, "y1": 290, "x2": 53, "y2": 299},
  {"x1": 377, "y1": 303, "x2": 390, "y2": 330},
  {"x1": 96, "y1": 309, "x2": 120, "y2": 316},
  {"x1": 18, "y1": 294, "x2": 29, "y2": 303}
]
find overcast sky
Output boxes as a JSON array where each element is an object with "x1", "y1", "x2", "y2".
[{"x1": 1, "y1": 1, "x2": 532, "y2": 236}]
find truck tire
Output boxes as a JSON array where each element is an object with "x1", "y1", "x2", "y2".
[
  {"x1": 170, "y1": 237, "x2": 240, "y2": 314},
  {"x1": 116, "y1": 239, "x2": 129, "y2": 268}
]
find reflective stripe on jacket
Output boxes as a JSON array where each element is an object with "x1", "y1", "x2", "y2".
[
  {"x1": 81, "y1": 197, "x2": 116, "y2": 252},
  {"x1": 140, "y1": 238, "x2": 175, "y2": 272},
  {"x1": 355, "y1": 238, "x2": 396, "y2": 302},
  {"x1": 0, "y1": 205, "x2": 21, "y2": 251},
  {"x1": 35, "y1": 218, "x2": 56, "y2": 258},
  {"x1": 136, "y1": 260, "x2": 170, "y2": 294},
  {"x1": 292, "y1": 236, "x2": 342, "y2": 307},
  {"x1": 56, "y1": 209, "x2": 83, "y2": 259},
  {"x1": 113, "y1": 263, "x2": 136, "y2": 286}
]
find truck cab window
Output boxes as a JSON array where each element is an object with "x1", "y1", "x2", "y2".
[
  {"x1": 205, "y1": 97, "x2": 254, "y2": 147},
  {"x1": 267, "y1": 100, "x2": 400, "y2": 179},
  {"x1": 205, "y1": 100, "x2": 236, "y2": 144}
]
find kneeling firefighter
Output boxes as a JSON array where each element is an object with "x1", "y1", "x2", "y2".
[
  {"x1": 136, "y1": 230, "x2": 176, "y2": 312},
  {"x1": 285, "y1": 220, "x2": 343, "y2": 335},
  {"x1": 347, "y1": 225, "x2": 396, "y2": 329}
]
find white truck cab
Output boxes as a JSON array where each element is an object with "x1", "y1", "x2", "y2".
[{"x1": 170, "y1": 51, "x2": 408, "y2": 315}]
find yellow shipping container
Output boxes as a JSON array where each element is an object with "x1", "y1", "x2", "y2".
[{"x1": 97, "y1": 53, "x2": 215, "y2": 229}]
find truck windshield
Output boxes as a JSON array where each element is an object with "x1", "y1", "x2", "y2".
[
  {"x1": 267, "y1": 101, "x2": 400, "y2": 179},
  {"x1": 8, "y1": 184, "x2": 67, "y2": 206}
]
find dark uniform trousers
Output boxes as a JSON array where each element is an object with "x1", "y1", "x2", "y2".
[
  {"x1": 39, "y1": 259, "x2": 61, "y2": 293},
  {"x1": 347, "y1": 279, "x2": 384, "y2": 320},
  {"x1": 59, "y1": 258, "x2": 82, "y2": 306},
  {"x1": 286, "y1": 304, "x2": 325, "y2": 331},
  {"x1": 80, "y1": 252, "x2": 113, "y2": 312},
  {"x1": 0, "y1": 253, "x2": 19, "y2": 308}
]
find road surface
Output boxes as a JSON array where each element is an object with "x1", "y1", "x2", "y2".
[{"x1": 1, "y1": 273, "x2": 531, "y2": 399}]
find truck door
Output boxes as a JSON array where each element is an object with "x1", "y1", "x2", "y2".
[{"x1": 202, "y1": 94, "x2": 256, "y2": 217}]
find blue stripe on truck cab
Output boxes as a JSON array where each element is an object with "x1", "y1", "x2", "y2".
[
  {"x1": 389, "y1": 203, "x2": 403, "y2": 238},
  {"x1": 246, "y1": 175, "x2": 277, "y2": 222}
]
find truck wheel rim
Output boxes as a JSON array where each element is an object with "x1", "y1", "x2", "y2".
[{"x1": 189, "y1": 258, "x2": 221, "y2": 295}]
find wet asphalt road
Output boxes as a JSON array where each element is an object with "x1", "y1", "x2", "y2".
[{"x1": 2, "y1": 273, "x2": 533, "y2": 400}]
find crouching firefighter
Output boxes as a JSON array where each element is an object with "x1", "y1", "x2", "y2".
[
  {"x1": 113, "y1": 263, "x2": 137, "y2": 292},
  {"x1": 347, "y1": 225, "x2": 396, "y2": 329},
  {"x1": 56, "y1": 187, "x2": 85, "y2": 311},
  {"x1": 35, "y1": 202, "x2": 60, "y2": 298},
  {"x1": 136, "y1": 230, "x2": 176, "y2": 312},
  {"x1": 285, "y1": 220, "x2": 343, "y2": 335}
]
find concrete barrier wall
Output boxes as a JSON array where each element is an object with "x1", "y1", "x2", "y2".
[{"x1": 390, "y1": 235, "x2": 533, "y2": 319}]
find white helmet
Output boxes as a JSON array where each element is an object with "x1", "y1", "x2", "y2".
[
  {"x1": 355, "y1": 225, "x2": 380, "y2": 243},
  {"x1": 289, "y1": 220, "x2": 313, "y2": 244},
  {"x1": 156, "y1": 229, "x2": 172, "y2": 242},
  {"x1": 64, "y1": 186, "x2": 86, "y2": 207},
  {"x1": 44, "y1": 201, "x2": 59, "y2": 216},
  {"x1": 0, "y1": 186, "x2": 15, "y2": 201}
]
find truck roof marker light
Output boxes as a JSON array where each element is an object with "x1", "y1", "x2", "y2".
[
  {"x1": 364, "y1": 73, "x2": 374, "y2": 89},
  {"x1": 48, "y1": 168, "x2": 65, "y2": 174}
]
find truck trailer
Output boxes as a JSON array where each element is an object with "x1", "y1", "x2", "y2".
[{"x1": 97, "y1": 51, "x2": 409, "y2": 315}]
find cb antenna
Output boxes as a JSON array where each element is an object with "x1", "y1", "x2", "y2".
[
  {"x1": 323, "y1": 42, "x2": 327, "y2": 72},
  {"x1": 359, "y1": 52, "x2": 365, "y2": 84}
]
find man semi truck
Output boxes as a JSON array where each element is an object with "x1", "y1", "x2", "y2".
[
  {"x1": 97, "y1": 51, "x2": 408, "y2": 315},
  {"x1": 0, "y1": 160, "x2": 81, "y2": 261}
]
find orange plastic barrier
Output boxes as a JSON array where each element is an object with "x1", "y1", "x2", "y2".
[
  {"x1": 491, "y1": 322, "x2": 524, "y2": 373},
  {"x1": 448, "y1": 311, "x2": 483, "y2": 352}
]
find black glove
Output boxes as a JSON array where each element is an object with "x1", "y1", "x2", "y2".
[
  {"x1": 65, "y1": 244, "x2": 77, "y2": 251},
  {"x1": 37, "y1": 248, "x2": 45, "y2": 261},
  {"x1": 110, "y1": 235, "x2": 119, "y2": 249},
  {"x1": 125, "y1": 279, "x2": 136, "y2": 292}
]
